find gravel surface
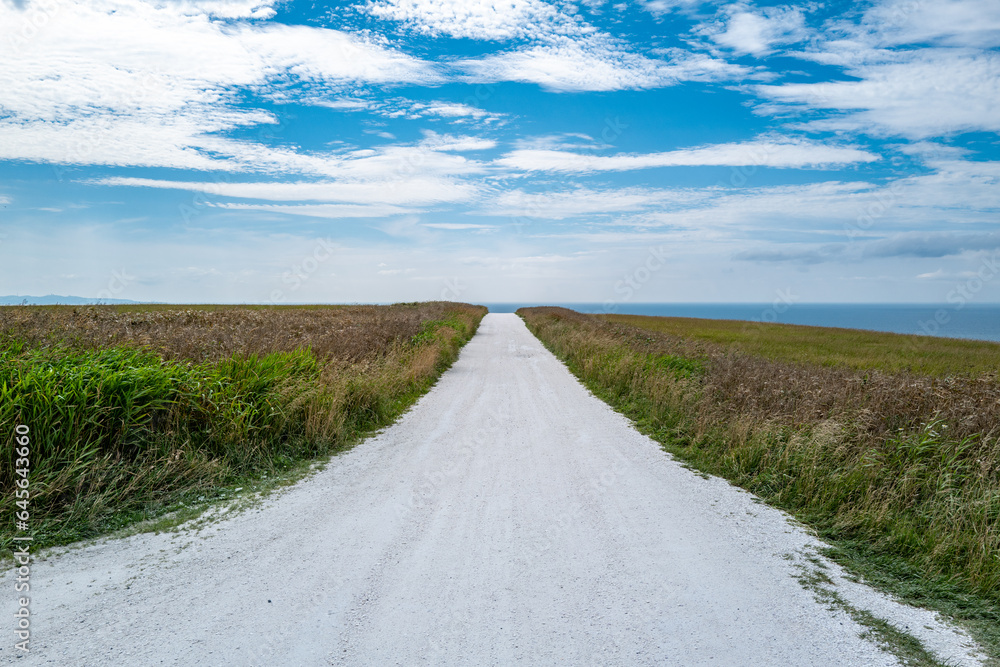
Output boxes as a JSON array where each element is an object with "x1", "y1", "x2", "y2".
[{"x1": 2, "y1": 313, "x2": 987, "y2": 666}]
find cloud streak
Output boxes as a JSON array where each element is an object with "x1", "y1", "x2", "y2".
[
  {"x1": 497, "y1": 139, "x2": 879, "y2": 172},
  {"x1": 91, "y1": 176, "x2": 479, "y2": 206}
]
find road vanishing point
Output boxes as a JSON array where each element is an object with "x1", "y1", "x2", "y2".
[{"x1": 2, "y1": 314, "x2": 986, "y2": 666}]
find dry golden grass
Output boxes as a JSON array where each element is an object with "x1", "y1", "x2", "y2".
[{"x1": 0, "y1": 302, "x2": 475, "y2": 362}]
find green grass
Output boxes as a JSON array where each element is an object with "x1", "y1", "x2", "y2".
[
  {"x1": 1, "y1": 305, "x2": 485, "y2": 552},
  {"x1": 603, "y1": 313, "x2": 1000, "y2": 377},
  {"x1": 789, "y1": 553, "x2": 948, "y2": 667}
]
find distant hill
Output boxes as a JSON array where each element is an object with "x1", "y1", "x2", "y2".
[{"x1": 0, "y1": 294, "x2": 146, "y2": 306}]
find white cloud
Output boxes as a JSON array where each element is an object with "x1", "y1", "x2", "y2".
[
  {"x1": 420, "y1": 102, "x2": 486, "y2": 118},
  {"x1": 496, "y1": 138, "x2": 878, "y2": 172},
  {"x1": 857, "y1": 0, "x2": 1000, "y2": 49},
  {"x1": 90, "y1": 175, "x2": 479, "y2": 206},
  {"x1": 409, "y1": 101, "x2": 503, "y2": 123},
  {"x1": 460, "y1": 34, "x2": 752, "y2": 91},
  {"x1": 311, "y1": 98, "x2": 373, "y2": 111},
  {"x1": 882, "y1": 157, "x2": 1000, "y2": 212},
  {"x1": 0, "y1": 0, "x2": 438, "y2": 170},
  {"x1": 916, "y1": 269, "x2": 986, "y2": 280},
  {"x1": 638, "y1": 0, "x2": 703, "y2": 15},
  {"x1": 210, "y1": 203, "x2": 412, "y2": 218},
  {"x1": 699, "y1": 4, "x2": 810, "y2": 56},
  {"x1": 365, "y1": 0, "x2": 750, "y2": 92},
  {"x1": 423, "y1": 223, "x2": 494, "y2": 230},
  {"x1": 512, "y1": 133, "x2": 603, "y2": 151},
  {"x1": 756, "y1": 50, "x2": 1000, "y2": 138},
  {"x1": 483, "y1": 156, "x2": 999, "y2": 241},
  {"x1": 756, "y1": 0, "x2": 1000, "y2": 139},
  {"x1": 34, "y1": 122, "x2": 490, "y2": 179},
  {"x1": 632, "y1": 168, "x2": 999, "y2": 242},
  {"x1": 0, "y1": 115, "x2": 270, "y2": 172},
  {"x1": 488, "y1": 187, "x2": 699, "y2": 219},
  {"x1": 916, "y1": 269, "x2": 947, "y2": 279},
  {"x1": 363, "y1": 0, "x2": 589, "y2": 40},
  {"x1": 156, "y1": 1, "x2": 277, "y2": 19},
  {"x1": 313, "y1": 97, "x2": 507, "y2": 125},
  {"x1": 417, "y1": 131, "x2": 497, "y2": 152},
  {"x1": 235, "y1": 22, "x2": 438, "y2": 86}
]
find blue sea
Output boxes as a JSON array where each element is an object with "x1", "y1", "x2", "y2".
[{"x1": 483, "y1": 303, "x2": 1000, "y2": 343}]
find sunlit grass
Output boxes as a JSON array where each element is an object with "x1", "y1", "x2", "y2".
[{"x1": 602, "y1": 313, "x2": 1000, "y2": 377}]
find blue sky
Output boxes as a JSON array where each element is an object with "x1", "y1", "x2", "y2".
[{"x1": 1, "y1": 0, "x2": 998, "y2": 305}]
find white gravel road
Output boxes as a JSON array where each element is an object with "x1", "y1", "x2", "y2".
[{"x1": 2, "y1": 313, "x2": 987, "y2": 666}]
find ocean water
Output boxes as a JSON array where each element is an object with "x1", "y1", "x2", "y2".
[{"x1": 483, "y1": 303, "x2": 1000, "y2": 343}]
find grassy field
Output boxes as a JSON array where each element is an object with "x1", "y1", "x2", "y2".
[
  {"x1": 603, "y1": 313, "x2": 1000, "y2": 377},
  {"x1": 1, "y1": 302, "x2": 486, "y2": 551},
  {"x1": 520, "y1": 307, "x2": 1000, "y2": 661}
]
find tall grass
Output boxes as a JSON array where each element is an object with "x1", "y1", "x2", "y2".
[
  {"x1": 519, "y1": 307, "x2": 1000, "y2": 637},
  {"x1": 1, "y1": 303, "x2": 485, "y2": 550}
]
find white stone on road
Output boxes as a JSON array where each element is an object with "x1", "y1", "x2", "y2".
[{"x1": 2, "y1": 314, "x2": 986, "y2": 666}]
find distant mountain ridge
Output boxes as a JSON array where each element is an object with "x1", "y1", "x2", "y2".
[{"x1": 0, "y1": 294, "x2": 145, "y2": 305}]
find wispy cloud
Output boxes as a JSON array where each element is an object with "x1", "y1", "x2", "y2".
[
  {"x1": 90, "y1": 176, "x2": 479, "y2": 206},
  {"x1": 460, "y1": 34, "x2": 752, "y2": 91},
  {"x1": 853, "y1": 0, "x2": 1000, "y2": 49},
  {"x1": 423, "y1": 222, "x2": 495, "y2": 230},
  {"x1": 211, "y1": 202, "x2": 413, "y2": 219},
  {"x1": 750, "y1": 0, "x2": 1000, "y2": 139},
  {"x1": 0, "y1": 0, "x2": 439, "y2": 170},
  {"x1": 69, "y1": 129, "x2": 491, "y2": 181},
  {"x1": 487, "y1": 187, "x2": 697, "y2": 219},
  {"x1": 756, "y1": 50, "x2": 1000, "y2": 138},
  {"x1": 363, "y1": 0, "x2": 590, "y2": 40},
  {"x1": 496, "y1": 138, "x2": 878, "y2": 172}
]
